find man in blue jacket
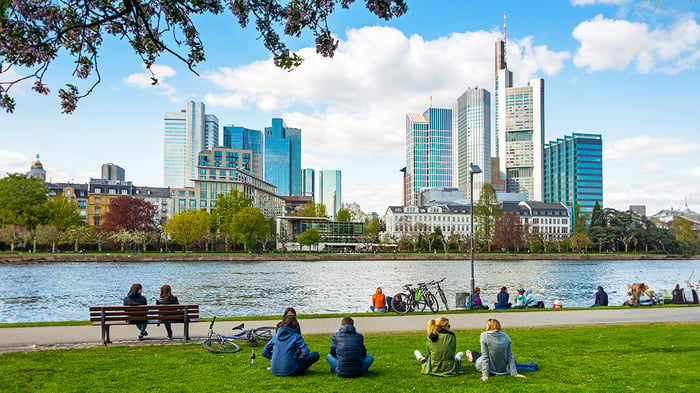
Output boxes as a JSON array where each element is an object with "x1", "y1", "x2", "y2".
[
  {"x1": 262, "y1": 315, "x2": 319, "y2": 376},
  {"x1": 326, "y1": 317, "x2": 374, "y2": 377}
]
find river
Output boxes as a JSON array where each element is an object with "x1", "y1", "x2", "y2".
[{"x1": 1, "y1": 259, "x2": 698, "y2": 323}]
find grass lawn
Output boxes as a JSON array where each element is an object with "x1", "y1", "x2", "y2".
[{"x1": 1, "y1": 323, "x2": 698, "y2": 392}]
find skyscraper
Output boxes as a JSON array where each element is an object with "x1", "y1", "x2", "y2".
[
  {"x1": 452, "y1": 87, "x2": 491, "y2": 201},
  {"x1": 223, "y1": 125, "x2": 264, "y2": 179},
  {"x1": 302, "y1": 168, "x2": 315, "y2": 201},
  {"x1": 264, "y1": 118, "x2": 301, "y2": 197},
  {"x1": 494, "y1": 39, "x2": 544, "y2": 201},
  {"x1": 544, "y1": 133, "x2": 603, "y2": 223},
  {"x1": 319, "y1": 170, "x2": 342, "y2": 219},
  {"x1": 405, "y1": 107, "x2": 453, "y2": 206},
  {"x1": 101, "y1": 163, "x2": 125, "y2": 182},
  {"x1": 164, "y1": 101, "x2": 219, "y2": 188}
]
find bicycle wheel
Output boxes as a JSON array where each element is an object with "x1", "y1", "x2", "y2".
[
  {"x1": 392, "y1": 293, "x2": 409, "y2": 314},
  {"x1": 439, "y1": 290, "x2": 449, "y2": 311},
  {"x1": 203, "y1": 338, "x2": 241, "y2": 353},
  {"x1": 250, "y1": 327, "x2": 275, "y2": 344},
  {"x1": 425, "y1": 293, "x2": 439, "y2": 313}
]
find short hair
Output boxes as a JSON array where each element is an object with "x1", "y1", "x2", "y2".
[
  {"x1": 501, "y1": 286, "x2": 507, "y2": 292},
  {"x1": 597, "y1": 285, "x2": 603, "y2": 291},
  {"x1": 474, "y1": 287, "x2": 481, "y2": 293},
  {"x1": 129, "y1": 283, "x2": 142, "y2": 293},
  {"x1": 341, "y1": 317, "x2": 354, "y2": 326},
  {"x1": 486, "y1": 318, "x2": 502, "y2": 331}
]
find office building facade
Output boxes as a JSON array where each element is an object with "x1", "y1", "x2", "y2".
[
  {"x1": 302, "y1": 168, "x2": 315, "y2": 201},
  {"x1": 405, "y1": 107, "x2": 453, "y2": 206},
  {"x1": 319, "y1": 170, "x2": 342, "y2": 219},
  {"x1": 543, "y1": 133, "x2": 603, "y2": 222},
  {"x1": 494, "y1": 40, "x2": 544, "y2": 201},
  {"x1": 164, "y1": 101, "x2": 219, "y2": 188},
  {"x1": 452, "y1": 87, "x2": 491, "y2": 201},
  {"x1": 101, "y1": 163, "x2": 125, "y2": 182},
  {"x1": 264, "y1": 118, "x2": 301, "y2": 197}
]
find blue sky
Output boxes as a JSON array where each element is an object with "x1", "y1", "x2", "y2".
[{"x1": 2, "y1": 0, "x2": 700, "y2": 216}]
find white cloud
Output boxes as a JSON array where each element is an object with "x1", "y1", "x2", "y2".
[
  {"x1": 570, "y1": 0, "x2": 631, "y2": 6},
  {"x1": 203, "y1": 26, "x2": 569, "y2": 158},
  {"x1": 123, "y1": 64, "x2": 178, "y2": 98},
  {"x1": 573, "y1": 14, "x2": 700, "y2": 73},
  {"x1": 636, "y1": 162, "x2": 665, "y2": 174},
  {"x1": 604, "y1": 135, "x2": 700, "y2": 161},
  {"x1": 0, "y1": 150, "x2": 30, "y2": 176},
  {"x1": 691, "y1": 167, "x2": 700, "y2": 176}
]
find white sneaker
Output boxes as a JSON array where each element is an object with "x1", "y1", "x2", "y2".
[
  {"x1": 414, "y1": 349, "x2": 426, "y2": 363},
  {"x1": 455, "y1": 351, "x2": 464, "y2": 362}
]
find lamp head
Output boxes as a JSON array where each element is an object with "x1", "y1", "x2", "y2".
[{"x1": 469, "y1": 164, "x2": 482, "y2": 174}]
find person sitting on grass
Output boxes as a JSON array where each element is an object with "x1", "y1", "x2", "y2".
[
  {"x1": 262, "y1": 315, "x2": 319, "y2": 376},
  {"x1": 276, "y1": 307, "x2": 301, "y2": 334},
  {"x1": 466, "y1": 318, "x2": 528, "y2": 381},
  {"x1": 370, "y1": 287, "x2": 387, "y2": 312},
  {"x1": 494, "y1": 286, "x2": 511, "y2": 310},
  {"x1": 593, "y1": 285, "x2": 609, "y2": 307},
  {"x1": 326, "y1": 317, "x2": 374, "y2": 377},
  {"x1": 513, "y1": 288, "x2": 527, "y2": 309},
  {"x1": 472, "y1": 287, "x2": 488, "y2": 309},
  {"x1": 413, "y1": 317, "x2": 464, "y2": 377}
]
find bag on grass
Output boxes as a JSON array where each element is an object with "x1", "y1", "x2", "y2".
[{"x1": 515, "y1": 362, "x2": 539, "y2": 372}]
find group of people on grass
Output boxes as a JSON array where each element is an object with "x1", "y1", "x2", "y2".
[
  {"x1": 261, "y1": 307, "x2": 535, "y2": 380},
  {"x1": 123, "y1": 283, "x2": 179, "y2": 340}
]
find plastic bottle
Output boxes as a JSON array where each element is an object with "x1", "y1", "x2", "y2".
[{"x1": 250, "y1": 349, "x2": 256, "y2": 365}]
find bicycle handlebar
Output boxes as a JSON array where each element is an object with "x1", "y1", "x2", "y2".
[{"x1": 208, "y1": 316, "x2": 217, "y2": 330}]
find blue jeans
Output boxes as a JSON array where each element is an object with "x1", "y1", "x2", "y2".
[
  {"x1": 136, "y1": 323, "x2": 147, "y2": 336},
  {"x1": 163, "y1": 322, "x2": 173, "y2": 338},
  {"x1": 326, "y1": 353, "x2": 374, "y2": 377},
  {"x1": 292, "y1": 352, "x2": 320, "y2": 375}
]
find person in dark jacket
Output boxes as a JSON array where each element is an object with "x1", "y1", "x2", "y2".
[
  {"x1": 263, "y1": 315, "x2": 319, "y2": 376},
  {"x1": 123, "y1": 283, "x2": 148, "y2": 340},
  {"x1": 155, "y1": 284, "x2": 179, "y2": 339},
  {"x1": 494, "y1": 287, "x2": 511, "y2": 310},
  {"x1": 593, "y1": 285, "x2": 609, "y2": 306},
  {"x1": 276, "y1": 307, "x2": 302, "y2": 334},
  {"x1": 326, "y1": 317, "x2": 374, "y2": 377},
  {"x1": 672, "y1": 284, "x2": 684, "y2": 304}
]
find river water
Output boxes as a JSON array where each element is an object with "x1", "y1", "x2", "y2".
[{"x1": 1, "y1": 259, "x2": 698, "y2": 323}]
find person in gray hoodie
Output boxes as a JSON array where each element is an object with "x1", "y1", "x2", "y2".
[{"x1": 466, "y1": 318, "x2": 526, "y2": 381}]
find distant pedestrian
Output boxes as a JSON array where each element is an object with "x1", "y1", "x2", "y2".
[
  {"x1": 370, "y1": 287, "x2": 387, "y2": 312},
  {"x1": 593, "y1": 286, "x2": 608, "y2": 307},
  {"x1": 672, "y1": 284, "x2": 684, "y2": 303},
  {"x1": 326, "y1": 317, "x2": 374, "y2": 377},
  {"x1": 156, "y1": 284, "x2": 179, "y2": 339},
  {"x1": 123, "y1": 283, "x2": 148, "y2": 340},
  {"x1": 494, "y1": 287, "x2": 511, "y2": 310}
]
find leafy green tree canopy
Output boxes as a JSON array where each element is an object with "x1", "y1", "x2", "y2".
[
  {"x1": 0, "y1": 173, "x2": 49, "y2": 232},
  {"x1": 297, "y1": 227, "x2": 321, "y2": 250},
  {"x1": 291, "y1": 202, "x2": 328, "y2": 218},
  {"x1": 230, "y1": 206, "x2": 270, "y2": 251},
  {"x1": 0, "y1": 0, "x2": 407, "y2": 113},
  {"x1": 164, "y1": 209, "x2": 211, "y2": 252},
  {"x1": 336, "y1": 208, "x2": 351, "y2": 222}
]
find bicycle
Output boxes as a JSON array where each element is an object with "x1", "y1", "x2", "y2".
[
  {"x1": 203, "y1": 317, "x2": 275, "y2": 353},
  {"x1": 430, "y1": 278, "x2": 449, "y2": 311},
  {"x1": 391, "y1": 282, "x2": 438, "y2": 314}
]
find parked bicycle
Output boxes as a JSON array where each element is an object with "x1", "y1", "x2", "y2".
[
  {"x1": 391, "y1": 282, "x2": 439, "y2": 314},
  {"x1": 203, "y1": 316, "x2": 275, "y2": 353},
  {"x1": 430, "y1": 278, "x2": 449, "y2": 311}
]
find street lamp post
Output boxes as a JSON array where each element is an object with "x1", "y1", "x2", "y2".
[{"x1": 469, "y1": 163, "x2": 482, "y2": 309}]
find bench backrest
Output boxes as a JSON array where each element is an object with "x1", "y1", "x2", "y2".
[{"x1": 89, "y1": 305, "x2": 200, "y2": 324}]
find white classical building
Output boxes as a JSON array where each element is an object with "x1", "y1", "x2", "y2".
[{"x1": 502, "y1": 201, "x2": 570, "y2": 240}]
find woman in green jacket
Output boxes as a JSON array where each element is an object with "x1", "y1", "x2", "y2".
[{"x1": 413, "y1": 317, "x2": 464, "y2": 376}]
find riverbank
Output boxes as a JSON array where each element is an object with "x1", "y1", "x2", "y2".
[{"x1": 1, "y1": 251, "x2": 697, "y2": 263}]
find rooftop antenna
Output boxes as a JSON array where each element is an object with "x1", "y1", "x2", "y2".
[
  {"x1": 503, "y1": 11, "x2": 507, "y2": 64},
  {"x1": 430, "y1": 95, "x2": 433, "y2": 108}
]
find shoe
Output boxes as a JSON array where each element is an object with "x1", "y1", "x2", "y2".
[
  {"x1": 455, "y1": 352, "x2": 464, "y2": 362},
  {"x1": 143, "y1": 331, "x2": 148, "y2": 337},
  {"x1": 413, "y1": 349, "x2": 426, "y2": 363},
  {"x1": 138, "y1": 335, "x2": 144, "y2": 340},
  {"x1": 167, "y1": 336, "x2": 173, "y2": 340}
]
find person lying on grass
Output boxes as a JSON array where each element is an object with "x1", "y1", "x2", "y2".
[{"x1": 413, "y1": 317, "x2": 464, "y2": 377}]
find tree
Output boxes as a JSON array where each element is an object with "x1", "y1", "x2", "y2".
[
  {"x1": 0, "y1": 225, "x2": 30, "y2": 252},
  {"x1": 365, "y1": 217, "x2": 380, "y2": 242},
  {"x1": 297, "y1": 227, "x2": 321, "y2": 252},
  {"x1": 569, "y1": 232, "x2": 591, "y2": 253},
  {"x1": 474, "y1": 184, "x2": 501, "y2": 251},
  {"x1": 44, "y1": 195, "x2": 84, "y2": 253},
  {"x1": 0, "y1": 0, "x2": 407, "y2": 113},
  {"x1": 0, "y1": 173, "x2": 49, "y2": 252},
  {"x1": 230, "y1": 206, "x2": 270, "y2": 251},
  {"x1": 291, "y1": 202, "x2": 327, "y2": 218},
  {"x1": 572, "y1": 203, "x2": 590, "y2": 235},
  {"x1": 492, "y1": 211, "x2": 525, "y2": 252},
  {"x1": 64, "y1": 225, "x2": 94, "y2": 252},
  {"x1": 336, "y1": 208, "x2": 351, "y2": 222},
  {"x1": 341, "y1": 202, "x2": 366, "y2": 222},
  {"x1": 212, "y1": 190, "x2": 253, "y2": 250},
  {"x1": 163, "y1": 210, "x2": 211, "y2": 252},
  {"x1": 101, "y1": 195, "x2": 159, "y2": 251},
  {"x1": 673, "y1": 216, "x2": 697, "y2": 254}
]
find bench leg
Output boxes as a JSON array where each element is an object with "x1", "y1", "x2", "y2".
[
  {"x1": 184, "y1": 321, "x2": 190, "y2": 341},
  {"x1": 106, "y1": 325, "x2": 112, "y2": 344}
]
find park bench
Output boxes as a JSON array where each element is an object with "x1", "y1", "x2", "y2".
[{"x1": 89, "y1": 304, "x2": 200, "y2": 345}]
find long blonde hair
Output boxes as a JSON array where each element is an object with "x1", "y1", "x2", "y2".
[
  {"x1": 427, "y1": 317, "x2": 450, "y2": 336},
  {"x1": 486, "y1": 318, "x2": 501, "y2": 331}
]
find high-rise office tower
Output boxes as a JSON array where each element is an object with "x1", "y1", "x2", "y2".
[
  {"x1": 264, "y1": 118, "x2": 301, "y2": 197},
  {"x1": 405, "y1": 107, "x2": 453, "y2": 206},
  {"x1": 319, "y1": 170, "x2": 342, "y2": 218},
  {"x1": 223, "y1": 125, "x2": 264, "y2": 179},
  {"x1": 164, "y1": 101, "x2": 219, "y2": 188},
  {"x1": 494, "y1": 39, "x2": 544, "y2": 201},
  {"x1": 101, "y1": 163, "x2": 125, "y2": 182},
  {"x1": 302, "y1": 168, "x2": 315, "y2": 201},
  {"x1": 452, "y1": 87, "x2": 491, "y2": 201},
  {"x1": 544, "y1": 133, "x2": 603, "y2": 223}
]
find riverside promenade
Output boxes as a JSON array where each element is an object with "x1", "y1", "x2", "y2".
[{"x1": 2, "y1": 307, "x2": 699, "y2": 353}]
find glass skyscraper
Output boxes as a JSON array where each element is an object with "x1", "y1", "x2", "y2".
[
  {"x1": 405, "y1": 107, "x2": 453, "y2": 206},
  {"x1": 495, "y1": 39, "x2": 544, "y2": 201},
  {"x1": 319, "y1": 170, "x2": 342, "y2": 219},
  {"x1": 544, "y1": 133, "x2": 603, "y2": 224},
  {"x1": 302, "y1": 168, "x2": 315, "y2": 201},
  {"x1": 452, "y1": 87, "x2": 491, "y2": 201},
  {"x1": 223, "y1": 125, "x2": 263, "y2": 154},
  {"x1": 164, "y1": 101, "x2": 219, "y2": 188},
  {"x1": 264, "y1": 118, "x2": 302, "y2": 197}
]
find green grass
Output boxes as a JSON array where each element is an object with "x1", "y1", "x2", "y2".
[{"x1": 1, "y1": 323, "x2": 698, "y2": 392}]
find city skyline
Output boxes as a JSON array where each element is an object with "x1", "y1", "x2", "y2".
[{"x1": 2, "y1": 1, "x2": 700, "y2": 215}]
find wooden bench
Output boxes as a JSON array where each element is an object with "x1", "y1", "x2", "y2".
[{"x1": 89, "y1": 305, "x2": 199, "y2": 345}]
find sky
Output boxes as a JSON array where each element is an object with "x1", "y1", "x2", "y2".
[{"x1": 2, "y1": 0, "x2": 700, "y2": 216}]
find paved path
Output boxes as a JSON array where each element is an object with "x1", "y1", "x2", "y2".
[{"x1": 1, "y1": 307, "x2": 699, "y2": 353}]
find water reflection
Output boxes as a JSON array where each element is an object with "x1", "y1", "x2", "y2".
[{"x1": 0, "y1": 259, "x2": 698, "y2": 322}]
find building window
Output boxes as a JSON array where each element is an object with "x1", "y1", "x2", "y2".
[
  {"x1": 200, "y1": 200, "x2": 207, "y2": 207},
  {"x1": 189, "y1": 199, "x2": 196, "y2": 207},
  {"x1": 95, "y1": 198, "x2": 100, "y2": 204},
  {"x1": 95, "y1": 208, "x2": 100, "y2": 215},
  {"x1": 94, "y1": 188, "x2": 102, "y2": 194}
]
